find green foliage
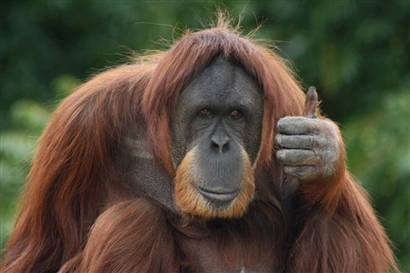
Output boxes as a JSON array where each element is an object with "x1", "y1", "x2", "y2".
[
  {"x1": 0, "y1": 0, "x2": 409, "y2": 270},
  {"x1": 0, "y1": 101, "x2": 50, "y2": 248},
  {"x1": 0, "y1": 76, "x2": 76, "y2": 249},
  {"x1": 345, "y1": 89, "x2": 410, "y2": 271}
]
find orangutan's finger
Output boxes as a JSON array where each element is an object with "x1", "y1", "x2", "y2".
[{"x1": 303, "y1": 86, "x2": 319, "y2": 118}]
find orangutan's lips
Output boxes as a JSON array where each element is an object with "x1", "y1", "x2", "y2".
[{"x1": 197, "y1": 186, "x2": 239, "y2": 202}]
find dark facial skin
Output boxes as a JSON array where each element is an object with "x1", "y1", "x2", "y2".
[{"x1": 171, "y1": 57, "x2": 263, "y2": 207}]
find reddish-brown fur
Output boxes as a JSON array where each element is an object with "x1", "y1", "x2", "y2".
[{"x1": 1, "y1": 18, "x2": 398, "y2": 273}]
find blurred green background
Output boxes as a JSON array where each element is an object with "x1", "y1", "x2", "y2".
[{"x1": 0, "y1": 0, "x2": 409, "y2": 271}]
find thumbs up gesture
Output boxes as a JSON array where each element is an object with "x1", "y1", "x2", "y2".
[{"x1": 276, "y1": 87, "x2": 342, "y2": 181}]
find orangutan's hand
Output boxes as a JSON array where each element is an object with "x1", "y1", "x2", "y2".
[{"x1": 275, "y1": 87, "x2": 342, "y2": 181}]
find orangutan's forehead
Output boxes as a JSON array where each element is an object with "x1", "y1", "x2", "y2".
[{"x1": 179, "y1": 57, "x2": 261, "y2": 108}]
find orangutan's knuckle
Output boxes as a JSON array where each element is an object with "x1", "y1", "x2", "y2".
[
  {"x1": 308, "y1": 135, "x2": 319, "y2": 148},
  {"x1": 275, "y1": 134, "x2": 282, "y2": 145},
  {"x1": 278, "y1": 116, "x2": 293, "y2": 125},
  {"x1": 283, "y1": 166, "x2": 292, "y2": 174},
  {"x1": 297, "y1": 167, "x2": 310, "y2": 178},
  {"x1": 315, "y1": 136, "x2": 327, "y2": 147},
  {"x1": 276, "y1": 150, "x2": 286, "y2": 161}
]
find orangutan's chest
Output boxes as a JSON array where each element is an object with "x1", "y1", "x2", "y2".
[{"x1": 180, "y1": 237, "x2": 277, "y2": 273}]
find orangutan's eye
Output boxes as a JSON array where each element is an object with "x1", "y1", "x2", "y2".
[
  {"x1": 229, "y1": 110, "x2": 243, "y2": 120},
  {"x1": 198, "y1": 108, "x2": 212, "y2": 118}
]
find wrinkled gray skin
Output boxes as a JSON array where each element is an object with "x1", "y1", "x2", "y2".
[
  {"x1": 171, "y1": 57, "x2": 263, "y2": 208},
  {"x1": 171, "y1": 58, "x2": 263, "y2": 166},
  {"x1": 123, "y1": 58, "x2": 341, "y2": 273},
  {"x1": 121, "y1": 123, "x2": 177, "y2": 210},
  {"x1": 275, "y1": 117, "x2": 341, "y2": 182}
]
